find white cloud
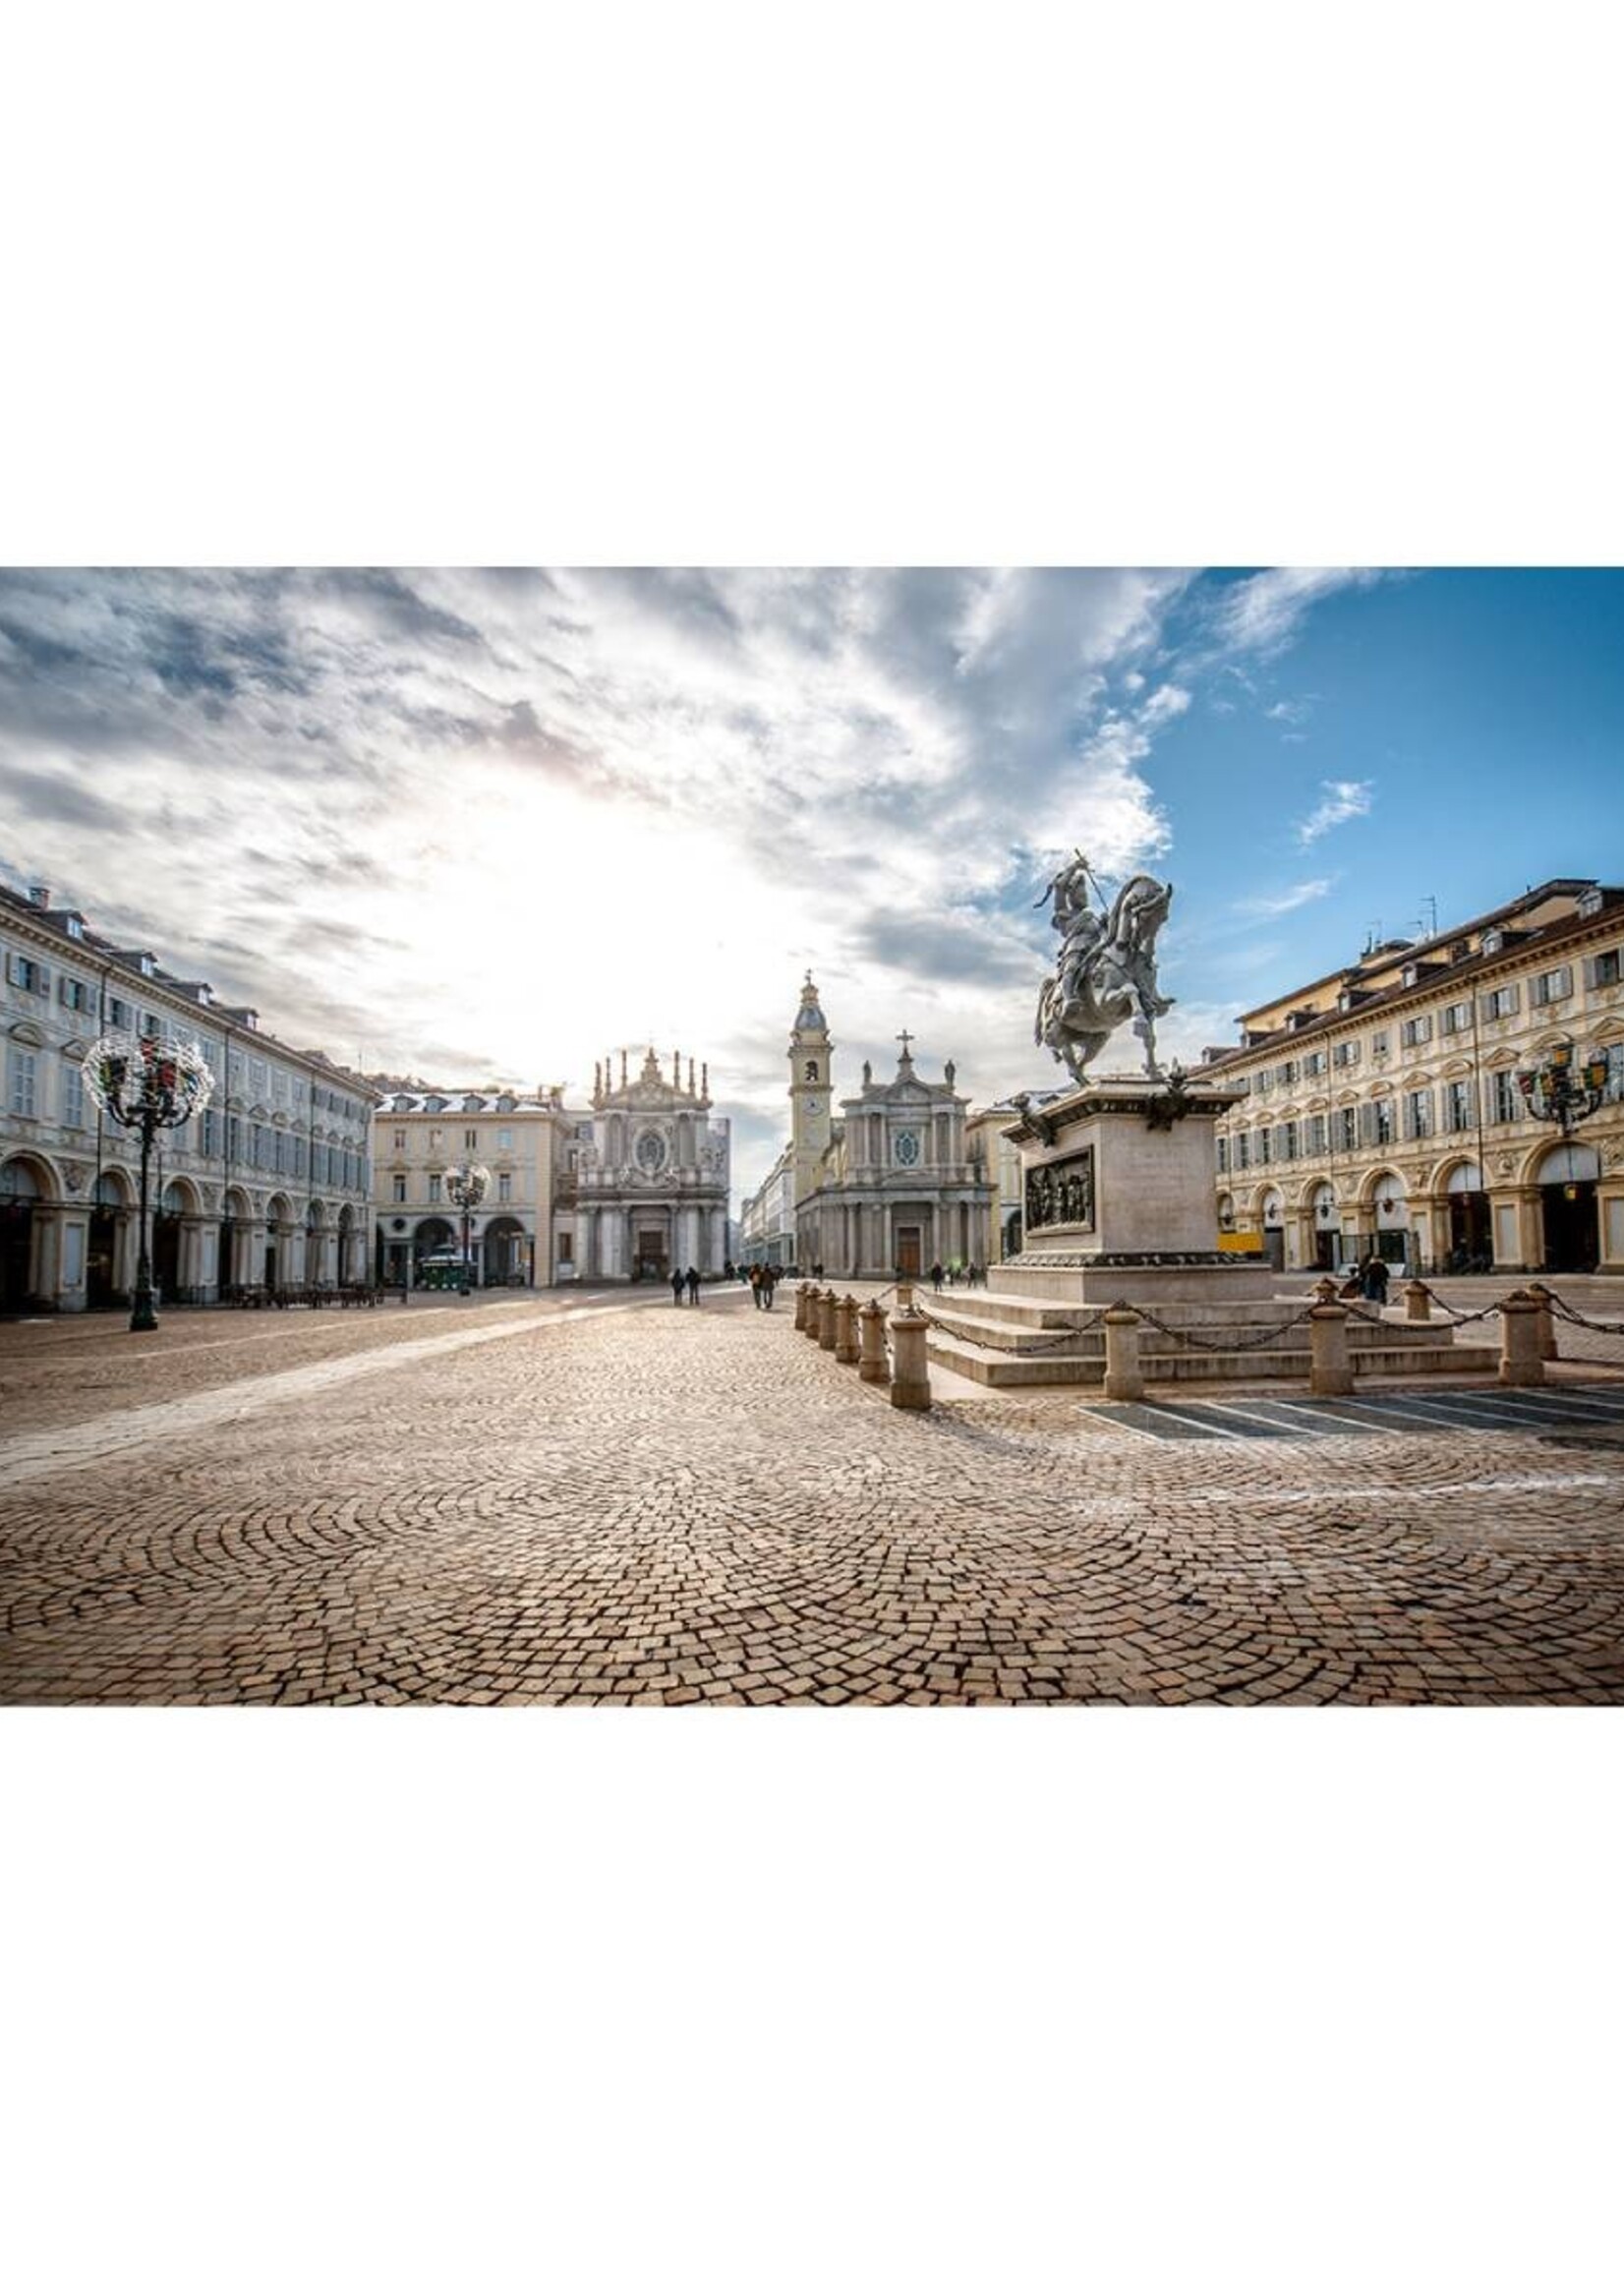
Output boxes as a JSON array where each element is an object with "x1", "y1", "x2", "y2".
[
  {"x1": 1217, "y1": 568, "x2": 1392, "y2": 656},
  {"x1": 1296, "y1": 780, "x2": 1373, "y2": 845},
  {"x1": 1235, "y1": 877, "x2": 1333, "y2": 919}
]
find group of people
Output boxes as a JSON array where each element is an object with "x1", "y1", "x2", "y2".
[
  {"x1": 669, "y1": 1265, "x2": 703, "y2": 1306},
  {"x1": 1342, "y1": 1254, "x2": 1392, "y2": 1305},
  {"x1": 745, "y1": 1263, "x2": 782, "y2": 1310},
  {"x1": 928, "y1": 1262, "x2": 983, "y2": 1292}
]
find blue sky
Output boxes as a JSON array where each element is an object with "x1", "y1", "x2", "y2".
[{"x1": 1, "y1": 566, "x2": 1620, "y2": 1203}]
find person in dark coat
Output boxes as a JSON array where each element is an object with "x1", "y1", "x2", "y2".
[
  {"x1": 931, "y1": 1262, "x2": 945, "y2": 1293},
  {"x1": 1363, "y1": 1254, "x2": 1391, "y2": 1305},
  {"x1": 685, "y1": 1264, "x2": 700, "y2": 1306},
  {"x1": 670, "y1": 1267, "x2": 684, "y2": 1306}
]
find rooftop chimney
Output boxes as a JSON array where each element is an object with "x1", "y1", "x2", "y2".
[{"x1": 27, "y1": 883, "x2": 49, "y2": 909}]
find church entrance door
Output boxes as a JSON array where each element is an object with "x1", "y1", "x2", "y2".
[
  {"x1": 636, "y1": 1228, "x2": 666, "y2": 1280},
  {"x1": 896, "y1": 1227, "x2": 922, "y2": 1279}
]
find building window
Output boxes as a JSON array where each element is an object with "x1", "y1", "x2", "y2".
[
  {"x1": 557, "y1": 1233, "x2": 573, "y2": 1264},
  {"x1": 272, "y1": 1066, "x2": 289, "y2": 1105},
  {"x1": 1489, "y1": 1071, "x2": 1521, "y2": 1123},
  {"x1": 392, "y1": 1127, "x2": 406, "y2": 1150},
  {"x1": 9, "y1": 1046, "x2": 38, "y2": 1117},
  {"x1": 894, "y1": 1130, "x2": 921, "y2": 1166},
  {"x1": 498, "y1": 1129, "x2": 514, "y2": 1149},
  {"x1": 1532, "y1": 966, "x2": 1573, "y2": 1006},
  {"x1": 392, "y1": 1175, "x2": 406, "y2": 1203},
  {"x1": 62, "y1": 1060, "x2": 84, "y2": 1129},
  {"x1": 1257, "y1": 1126, "x2": 1273, "y2": 1164},
  {"x1": 1337, "y1": 1107, "x2": 1358, "y2": 1151},
  {"x1": 1253, "y1": 1068, "x2": 1274, "y2": 1096},
  {"x1": 1441, "y1": 1001, "x2": 1474, "y2": 1034},
  {"x1": 1445, "y1": 1080, "x2": 1474, "y2": 1134},
  {"x1": 1305, "y1": 1115, "x2": 1327, "y2": 1157},
  {"x1": 7, "y1": 953, "x2": 47, "y2": 995},
  {"x1": 497, "y1": 1172, "x2": 512, "y2": 1202},
  {"x1": 805, "y1": 1061, "x2": 819, "y2": 1082},
  {"x1": 1215, "y1": 1137, "x2": 1229, "y2": 1175},
  {"x1": 1282, "y1": 1120, "x2": 1300, "y2": 1161},
  {"x1": 1483, "y1": 983, "x2": 1520, "y2": 1020},
  {"x1": 1302, "y1": 1050, "x2": 1327, "y2": 1079},
  {"x1": 428, "y1": 1174, "x2": 442, "y2": 1203},
  {"x1": 1401, "y1": 1015, "x2": 1432, "y2": 1047},
  {"x1": 464, "y1": 1128, "x2": 478, "y2": 1149},
  {"x1": 1234, "y1": 1132, "x2": 1250, "y2": 1171},
  {"x1": 1402, "y1": 1089, "x2": 1434, "y2": 1140},
  {"x1": 1332, "y1": 1039, "x2": 1361, "y2": 1069},
  {"x1": 429, "y1": 1129, "x2": 444, "y2": 1151},
  {"x1": 1590, "y1": 949, "x2": 1621, "y2": 987},
  {"x1": 107, "y1": 997, "x2": 130, "y2": 1029},
  {"x1": 59, "y1": 975, "x2": 90, "y2": 1013}
]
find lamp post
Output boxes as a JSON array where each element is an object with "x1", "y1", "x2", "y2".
[
  {"x1": 83, "y1": 1034, "x2": 213, "y2": 1333},
  {"x1": 444, "y1": 1160, "x2": 489, "y2": 1296},
  {"x1": 1517, "y1": 1042, "x2": 1611, "y2": 1139}
]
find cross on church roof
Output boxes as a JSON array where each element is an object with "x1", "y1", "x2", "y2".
[{"x1": 896, "y1": 1027, "x2": 915, "y2": 1054}]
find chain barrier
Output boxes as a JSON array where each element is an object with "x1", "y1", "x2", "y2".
[
  {"x1": 1416, "y1": 1289, "x2": 1510, "y2": 1325},
  {"x1": 1113, "y1": 1298, "x2": 1325, "y2": 1354},
  {"x1": 1543, "y1": 1290, "x2": 1624, "y2": 1337}
]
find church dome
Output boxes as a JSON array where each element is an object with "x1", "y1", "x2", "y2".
[{"x1": 792, "y1": 972, "x2": 828, "y2": 1032}]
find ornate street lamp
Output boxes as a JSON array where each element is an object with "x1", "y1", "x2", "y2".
[
  {"x1": 1516, "y1": 1042, "x2": 1612, "y2": 1139},
  {"x1": 83, "y1": 1034, "x2": 213, "y2": 1333},
  {"x1": 444, "y1": 1160, "x2": 489, "y2": 1296}
]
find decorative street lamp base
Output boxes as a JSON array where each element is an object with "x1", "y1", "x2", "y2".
[{"x1": 130, "y1": 1307, "x2": 158, "y2": 1333}]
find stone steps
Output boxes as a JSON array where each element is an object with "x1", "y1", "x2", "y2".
[{"x1": 924, "y1": 1323, "x2": 1501, "y2": 1389}]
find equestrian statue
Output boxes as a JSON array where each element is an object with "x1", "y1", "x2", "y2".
[{"x1": 1034, "y1": 852, "x2": 1175, "y2": 1085}]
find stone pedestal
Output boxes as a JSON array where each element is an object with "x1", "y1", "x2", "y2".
[{"x1": 992, "y1": 1079, "x2": 1265, "y2": 1307}]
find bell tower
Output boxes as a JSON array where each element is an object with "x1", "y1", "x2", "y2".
[{"x1": 788, "y1": 971, "x2": 834, "y2": 1209}]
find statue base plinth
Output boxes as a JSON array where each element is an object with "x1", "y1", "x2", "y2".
[{"x1": 996, "y1": 1078, "x2": 1246, "y2": 1302}]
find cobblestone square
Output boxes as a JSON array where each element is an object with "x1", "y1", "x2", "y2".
[{"x1": 3, "y1": 1282, "x2": 1623, "y2": 1705}]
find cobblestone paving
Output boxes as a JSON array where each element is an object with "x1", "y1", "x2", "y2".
[{"x1": 3, "y1": 1283, "x2": 1622, "y2": 1705}]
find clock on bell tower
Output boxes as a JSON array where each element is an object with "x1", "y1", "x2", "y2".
[{"x1": 788, "y1": 970, "x2": 834, "y2": 1210}]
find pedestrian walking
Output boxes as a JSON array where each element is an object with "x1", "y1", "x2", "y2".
[
  {"x1": 670, "y1": 1267, "x2": 684, "y2": 1306},
  {"x1": 749, "y1": 1264, "x2": 763, "y2": 1309},
  {"x1": 1363, "y1": 1253, "x2": 1391, "y2": 1305},
  {"x1": 761, "y1": 1268, "x2": 775, "y2": 1312},
  {"x1": 931, "y1": 1261, "x2": 944, "y2": 1294},
  {"x1": 685, "y1": 1264, "x2": 701, "y2": 1306}
]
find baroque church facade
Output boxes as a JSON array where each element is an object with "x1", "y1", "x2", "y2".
[
  {"x1": 785, "y1": 975, "x2": 991, "y2": 1279},
  {"x1": 555, "y1": 1047, "x2": 730, "y2": 1282}
]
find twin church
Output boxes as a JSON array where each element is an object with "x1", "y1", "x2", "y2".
[{"x1": 742, "y1": 973, "x2": 991, "y2": 1277}]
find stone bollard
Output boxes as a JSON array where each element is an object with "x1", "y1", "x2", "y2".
[
  {"x1": 1404, "y1": 1280, "x2": 1432, "y2": 1324},
  {"x1": 1101, "y1": 1305, "x2": 1144, "y2": 1401},
  {"x1": 802, "y1": 1284, "x2": 824, "y2": 1338},
  {"x1": 889, "y1": 1307, "x2": 932, "y2": 1411},
  {"x1": 835, "y1": 1293, "x2": 859, "y2": 1365},
  {"x1": 1500, "y1": 1289, "x2": 1544, "y2": 1386},
  {"x1": 1527, "y1": 1282, "x2": 1557, "y2": 1361},
  {"x1": 895, "y1": 1277, "x2": 914, "y2": 1314},
  {"x1": 793, "y1": 1281, "x2": 809, "y2": 1331},
  {"x1": 1308, "y1": 1302, "x2": 1355, "y2": 1397},
  {"x1": 818, "y1": 1287, "x2": 840, "y2": 1351},
  {"x1": 858, "y1": 1299, "x2": 890, "y2": 1384}
]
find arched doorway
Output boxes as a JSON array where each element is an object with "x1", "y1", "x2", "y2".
[
  {"x1": 1255, "y1": 1186, "x2": 1286, "y2": 1271},
  {"x1": 88, "y1": 1169, "x2": 131, "y2": 1308},
  {"x1": 153, "y1": 1182, "x2": 185, "y2": 1299},
  {"x1": 413, "y1": 1217, "x2": 457, "y2": 1286},
  {"x1": 0, "y1": 1157, "x2": 41, "y2": 1312},
  {"x1": 1538, "y1": 1141, "x2": 1601, "y2": 1272},
  {"x1": 1444, "y1": 1161, "x2": 1490, "y2": 1269},
  {"x1": 263, "y1": 1194, "x2": 294, "y2": 1291},
  {"x1": 1369, "y1": 1172, "x2": 1410, "y2": 1265},
  {"x1": 482, "y1": 1214, "x2": 527, "y2": 1287},
  {"x1": 1305, "y1": 1181, "x2": 1342, "y2": 1272},
  {"x1": 217, "y1": 1187, "x2": 251, "y2": 1297}
]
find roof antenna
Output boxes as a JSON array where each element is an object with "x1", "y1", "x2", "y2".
[{"x1": 1418, "y1": 895, "x2": 1438, "y2": 940}]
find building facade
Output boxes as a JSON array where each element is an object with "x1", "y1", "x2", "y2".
[
  {"x1": 557, "y1": 1047, "x2": 730, "y2": 1281},
  {"x1": 963, "y1": 1103, "x2": 1027, "y2": 1264},
  {"x1": 738, "y1": 1148, "x2": 794, "y2": 1269},
  {"x1": 373, "y1": 1086, "x2": 558, "y2": 1288},
  {"x1": 2, "y1": 878, "x2": 375, "y2": 1312},
  {"x1": 791, "y1": 1003, "x2": 992, "y2": 1279},
  {"x1": 1200, "y1": 877, "x2": 1624, "y2": 1275}
]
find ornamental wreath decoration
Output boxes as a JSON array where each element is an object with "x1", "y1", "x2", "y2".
[{"x1": 82, "y1": 1033, "x2": 213, "y2": 1130}]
